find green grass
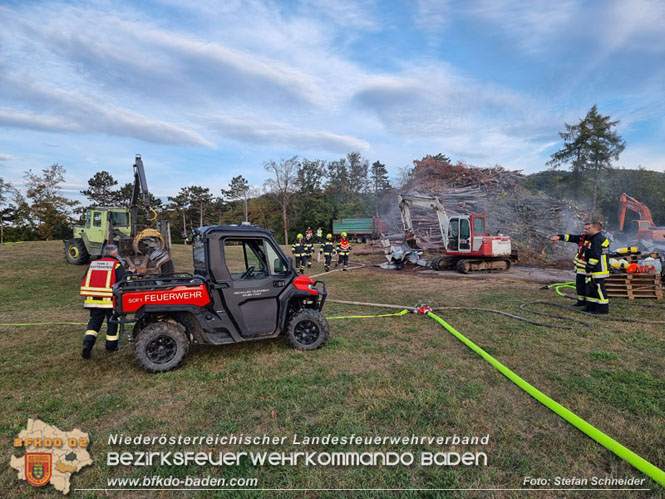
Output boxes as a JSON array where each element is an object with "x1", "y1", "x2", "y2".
[{"x1": 0, "y1": 241, "x2": 664, "y2": 497}]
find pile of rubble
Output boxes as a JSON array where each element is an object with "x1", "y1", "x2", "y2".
[{"x1": 382, "y1": 159, "x2": 591, "y2": 264}]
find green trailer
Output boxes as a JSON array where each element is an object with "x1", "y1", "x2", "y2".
[{"x1": 332, "y1": 217, "x2": 383, "y2": 243}]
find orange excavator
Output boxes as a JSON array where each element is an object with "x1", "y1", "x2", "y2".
[{"x1": 617, "y1": 193, "x2": 665, "y2": 243}]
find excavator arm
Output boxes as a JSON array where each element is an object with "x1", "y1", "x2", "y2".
[
  {"x1": 618, "y1": 192, "x2": 654, "y2": 231},
  {"x1": 398, "y1": 193, "x2": 450, "y2": 248}
]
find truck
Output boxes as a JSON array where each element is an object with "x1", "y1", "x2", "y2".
[
  {"x1": 381, "y1": 193, "x2": 517, "y2": 273},
  {"x1": 64, "y1": 155, "x2": 174, "y2": 274},
  {"x1": 112, "y1": 224, "x2": 329, "y2": 372},
  {"x1": 332, "y1": 217, "x2": 385, "y2": 243}
]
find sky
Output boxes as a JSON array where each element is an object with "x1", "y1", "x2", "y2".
[{"x1": 1, "y1": 0, "x2": 664, "y2": 202}]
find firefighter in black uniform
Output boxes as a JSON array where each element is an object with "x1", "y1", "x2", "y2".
[
  {"x1": 80, "y1": 244, "x2": 133, "y2": 358},
  {"x1": 335, "y1": 232, "x2": 352, "y2": 271},
  {"x1": 304, "y1": 233, "x2": 314, "y2": 268},
  {"x1": 552, "y1": 221, "x2": 610, "y2": 314},
  {"x1": 291, "y1": 234, "x2": 306, "y2": 274},
  {"x1": 319, "y1": 233, "x2": 335, "y2": 272}
]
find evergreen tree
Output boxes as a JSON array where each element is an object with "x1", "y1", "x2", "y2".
[
  {"x1": 222, "y1": 175, "x2": 250, "y2": 222},
  {"x1": 188, "y1": 186, "x2": 214, "y2": 227},
  {"x1": 548, "y1": 105, "x2": 625, "y2": 217},
  {"x1": 167, "y1": 188, "x2": 193, "y2": 239},
  {"x1": 80, "y1": 171, "x2": 119, "y2": 206},
  {"x1": 370, "y1": 160, "x2": 391, "y2": 217}
]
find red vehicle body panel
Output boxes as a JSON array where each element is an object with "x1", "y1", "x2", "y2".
[{"x1": 118, "y1": 284, "x2": 211, "y2": 313}]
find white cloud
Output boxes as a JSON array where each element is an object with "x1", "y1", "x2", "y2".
[
  {"x1": 0, "y1": 70, "x2": 214, "y2": 148},
  {"x1": 0, "y1": 153, "x2": 18, "y2": 161},
  {"x1": 464, "y1": 0, "x2": 579, "y2": 53},
  {"x1": 208, "y1": 116, "x2": 369, "y2": 153},
  {"x1": 412, "y1": 0, "x2": 452, "y2": 34}
]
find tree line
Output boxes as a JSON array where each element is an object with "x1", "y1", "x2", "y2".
[
  {"x1": 1, "y1": 106, "x2": 662, "y2": 245},
  {"x1": 0, "y1": 152, "x2": 393, "y2": 244}
]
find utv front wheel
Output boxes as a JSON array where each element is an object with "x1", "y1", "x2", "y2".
[
  {"x1": 64, "y1": 238, "x2": 89, "y2": 264},
  {"x1": 134, "y1": 321, "x2": 189, "y2": 373},
  {"x1": 285, "y1": 309, "x2": 329, "y2": 351}
]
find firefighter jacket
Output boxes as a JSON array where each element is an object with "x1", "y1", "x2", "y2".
[
  {"x1": 80, "y1": 256, "x2": 126, "y2": 308},
  {"x1": 320, "y1": 240, "x2": 335, "y2": 256},
  {"x1": 337, "y1": 238, "x2": 351, "y2": 255},
  {"x1": 291, "y1": 240, "x2": 306, "y2": 256},
  {"x1": 583, "y1": 232, "x2": 610, "y2": 278},
  {"x1": 558, "y1": 234, "x2": 588, "y2": 275},
  {"x1": 304, "y1": 237, "x2": 314, "y2": 255}
]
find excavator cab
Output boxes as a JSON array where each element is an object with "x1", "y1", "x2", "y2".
[{"x1": 447, "y1": 215, "x2": 485, "y2": 253}]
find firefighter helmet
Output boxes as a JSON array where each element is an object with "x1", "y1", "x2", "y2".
[
  {"x1": 327, "y1": 233, "x2": 332, "y2": 239},
  {"x1": 341, "y1": 232, "x2": 347, "y2": 237},
  {"x1": 297, "y1": 233, "x2": 303, "y2": 239}
]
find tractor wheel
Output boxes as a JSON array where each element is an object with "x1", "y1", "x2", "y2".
[
  {"x1": 160, "y1": 259, "x2": 175, "y2": 275},
  {"x1": 134, "y1": 321, "x2": 189, "y2": 373},
  {"x1": 64, "y1": 238, "x2": 89, "y2": 265},
  {"x1": 285, "y1": 309, "x2": 329, "y2": 351}
]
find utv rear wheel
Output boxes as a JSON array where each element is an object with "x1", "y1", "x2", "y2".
[
  {"x1": 64, "y1": 238, "x2": 89, "y2": 264},
  {"x1": 285, "y1": 309, "x2": 329, "y2": 351},
  {"x1": 134, "y1": 321, "x2": 189, "y2": 373}
]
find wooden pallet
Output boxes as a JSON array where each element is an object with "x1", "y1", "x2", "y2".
[{"x1": 605, "y1": 273, "x2": 662, "y2": 300}]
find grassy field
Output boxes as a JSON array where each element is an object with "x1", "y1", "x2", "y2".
[{"x1": 1, "y1": 241, "x2": 664, "y2": 497}]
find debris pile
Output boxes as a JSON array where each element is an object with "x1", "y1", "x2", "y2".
[{"x1": 382, "y1": 159, "x2": 591, "y2": 264}]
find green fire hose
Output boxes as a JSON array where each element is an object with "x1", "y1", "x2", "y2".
[{"x1": 424, "y1": 308, "x2": 665, "y2": 487}]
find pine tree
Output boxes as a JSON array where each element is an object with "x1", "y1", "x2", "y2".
[
  {"x1": 548, "y1": 105, "x2": 625, "y2": 217},
  {"x1": 80, "y1": 171, "x2": 119, "y2": 206},
  {"x1": 222, "y1": 175, "x2": 250, "y2": 222}
]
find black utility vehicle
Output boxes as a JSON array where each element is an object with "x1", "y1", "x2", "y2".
[{"x1": 114, "y1": 225, "x2": 328, "y2": 372}]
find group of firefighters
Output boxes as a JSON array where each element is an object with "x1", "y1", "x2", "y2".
[{"x1": 291, "y1": 227, "x2": 352, "y2": 273}]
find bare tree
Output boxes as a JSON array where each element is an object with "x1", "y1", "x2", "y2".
[{"x1": 264, "y1": 157, "x2": 300, "y2": 243}]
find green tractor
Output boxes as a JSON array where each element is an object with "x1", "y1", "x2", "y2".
[{"x1": 64, "y1": 155, "x2": 174, "y2": 274}]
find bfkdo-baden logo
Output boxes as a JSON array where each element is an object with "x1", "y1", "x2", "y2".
[
  {"x1": 25, "y1": 453, "x2": 52, "y2": 487},
  {"x1": 10, "y1": 418, "x2": 93, "y2": 495}
]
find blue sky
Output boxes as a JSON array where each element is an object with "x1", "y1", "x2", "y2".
[{"x1": 1, "y1": 0, "x2": 664, "y2": 202}]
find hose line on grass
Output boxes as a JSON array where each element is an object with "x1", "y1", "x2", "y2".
[
  {"x1": 0, "y1": 321, "x2": 87, "y2": 327},
  {"x1": 521, "y1": 300, "x2": 665, "y2": 325},
  {"x1": 326, "y1": 309, "x2": 410, "y2": 320},
  {"x1": 424, "y1": 309, "x2": 665, "y2": 487},
  {"x1": 327, "y1": 299, "x2": 588, "y2": 329}
]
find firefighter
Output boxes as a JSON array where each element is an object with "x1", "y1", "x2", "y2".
[
  {"x1": 80, "y1": 244, "x2": 132, "y2": 358},
  {"x1": 319, "y1": 233, "x2": 335, "y2": 272},
  {"x1": 291, "y1": 233, "x2": 306, "y2": 273},
  {"x1": 335, "y1": 232, "x2": 352, "y2": 271},
  {"x1": 316, "y1": 227, "x2": 323, "y2": 241},
  {"x1": 552, "y1": 221, "x2": 610, "y2": 314},
  {"x1": 304, "y1": 233, "x2": 314, "y2": 268}
]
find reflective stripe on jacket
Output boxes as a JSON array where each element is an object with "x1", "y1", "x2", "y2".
[
  {"x1": 337, "y1": 239, "x2": 351, "y2": 254},
  {"x1": 80, "y1": 257, "x2": 120, "y2": 298},
  {"x1": 584, "y1": 232, "x2": 610, "y2": 278},
  {"x1": 291, "y1": 240, "x2": 306, "y2": 256}
]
